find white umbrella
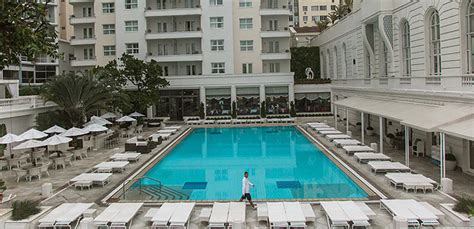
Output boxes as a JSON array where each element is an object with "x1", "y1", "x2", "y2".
[
  {"x1": 62, "y1": 127, "x2": 89, "y2": 137},
  {"x1": 116, "y1": 115, "x2": 136, "y2": 122},
  {"x1": 129, "y1": 111, "x2": 145, "y2": 117},
  {"x1": 43, "y1": 125, "x2": 67, "y2": 134},
  {"x1": 18, "y1": 128, "x2": 47, "y2": 140},
  {"x1": 12, "y1": 140, "x2": 45, "y2": 150},
  {"x1": 83, "y1": 124, "x2": 108, "y2": 133},
  {"x1": 42, "y1": 134, "x2": 72, "y2": 146},
  {"x1": 100, "y1": 112, "x2": 118, "y2": 119},
  {"x1": 0, "y1": 133, "x2": 21, "y2": 144},
  {"x1": 85, "y1": 116, "x2": 112, "y2": 126}
]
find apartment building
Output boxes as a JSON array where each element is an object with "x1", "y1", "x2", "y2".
[
  {"x1": 297, "y1": 0, "x2": 338, "y2": 27},
  {"x1": 67, "y1": 0, "x2": 294, "y2": 120},
  {"x1": 312, "y1": 0, "x2": 474, "y2": 177}
]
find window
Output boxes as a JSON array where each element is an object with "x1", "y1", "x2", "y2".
[
  {"x1": 186, "y1": 65, "x2": 197, "y2": 75},
  {"x1": 240, "y1": 40, "x2": 254, "y2": 51},
  {"x1": 401, "y1": 20, "x2": 411, "y2": 76},
  {"x1": 211, "y1": 63, "x2": 225, "y2": 74},
  {"x1": 125, "y1": 0, "x2": 137, "y2": 9},
  {"x1": 82, "y1": 27, "x2": 93, "y2": 38},
  {"x1": 312, "y1": 16, "x2": 319, "y2": 22},
  {"x1": 311, "y1": 6, "x2": 318, "y2": 11},
  {"x1": 82, "y1": 7, "x2": 92, "y2": 17},
  {"x1": 268, "y1": 41, "x2": 280, "y2": 53},
  {"x1": 320, "y1": 16, "x2": 327, "y2": 21},
  {"x1": 157, "y1": 23, "x2": 167, "y2": 32},
  {"x1": 102, "y1": 3, "x2": 114, "y2": 13},
  {"x1": 303, "y1": 6, "x2": 308, "y2": 11},
  {"x1": 103, "y1": 24, "x2": 115, "y2": 34},
  {"x1": 303, "y1": 16, "x2": 308, "y2": 22},
  {"x1": 210, "y1": 0, "x2": 223, "y2": 6},
  {"x1": 242, "y1": 63, "x2": 253, "y2": 74},
  {"x1": 162, "y1": 66, "x2": 169, "y2": 76},
  {"x1": 125, "y1": 20, "x2": 138, "y2": 32},
  {"x1": 239, "y1": 0, "x2": 252, "y2": 7},
  {"x1": 429, "y1": 10, "x2": 441, "y2": 75},
  {"x1": 103, "y1": 45, "x2": 115, "y2": 56},
  {"x1": 320, "y1": 5, "x2": 327, "y2": 10},
  {"x1": 239, "y1": 18, "x2": 253, "y2": 29},
  {"x1": 269, "y1": 63, "x2": 280, "y2": 72},
  {"x1": 34, "y1": 66, "x2": 56, "y2": 83},
  {"x1": 210, "y1": 17, "x2": 224, "y2": 29},
  {"x1": 466, "y1": 1, "x2": 474, "y2": 73},
  {"x1": 343, "y1": 43, "x2": 348, "y2": 78},
  {"x1": 211, "y1": 39, "x2": 224, "y2": 51},
  {"x1": 83, "y1": 48, "x2": 94, "y2": 60},
  {"x1": 126, "y1": 43, "x2": 139, "y2": 54},
  {"x1": 382, "y1": 43, "x2": 389, "y2": 77},
  {"x1": 331, "y1": 5, "x2": 336, "y2": 10}
]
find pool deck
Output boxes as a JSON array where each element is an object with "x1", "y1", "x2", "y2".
[{"x1": 0, "y1": 119, "x2": 469, "y2": 228}]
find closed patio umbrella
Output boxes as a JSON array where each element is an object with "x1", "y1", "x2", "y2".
[
  {"x1": 62, "y1": 127, "x2": 89, "y2": 137},
  {"x1": 13, "y1": 140, "x2": 45, "y2": 150},
  {"x1": 44, "y1": 125, "x2": 67, "y2": 134},
  {"x1": 116, "y1": 116, "x2": 136, "y2": 122},
  {"x1": 18, "y1": 128, "x2": 47, "y2": 140},
  {"x1": 83, "y1": 124, "x2": 108, "y2": 133},
  {"x1": 100, "y1": 112, "x2": 118, "y2": 119},
  {"x1": 129, "y1": 112, "x2": 145, "y2": 117}
]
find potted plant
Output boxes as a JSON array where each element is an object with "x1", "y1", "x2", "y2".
[
  {"x1": 355, "y1": 122, "x2": 361, "y2": 131},
  {"x1": 199, "y1": 102, "x2": 205, "y2": 119},
  {"x1": 445, "y1": 153, "x2": 457, "y2": 171},
  {"x1": 453, "y1": 196, "x2": 474, "y2": 226},
  {"x1": 289, "y1": 102, "x2": 296, "y2": 117},
  {"x1": 260, "y1": 101, "x2": 267, "y2": 118},
  {"x1": 231, "y1": 101, "x2": 237, "y2": 119},
  {"x1": 386, "y1": 133, "x2": 395, "y2": 146},
  {"x1": 366, "y1": 126, "x2": 374, "y2": 136}
]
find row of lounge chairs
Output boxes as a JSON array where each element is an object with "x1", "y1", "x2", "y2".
[
  {"x1": 186, "y1": 118, "x2": 296, "y2": 125},
  {"x1": 307, "y1": 122, "x2": 438, "y2": 193}
]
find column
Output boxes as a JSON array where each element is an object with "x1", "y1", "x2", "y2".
[
  {"x1": 334, "y1": 105, "x2": 338, "y2": 129},
  {"x1": 440, "y1": 132, "x2": 446, "y2": 181},
  {"x1": 404, "y1": 125, "x2": 410, "y2": 167},
  {"x1": 259, "y1": 85, "x2": 265, "y2": 103},
  {"x1": 146, "y1": 106, "x2": 153, "y2": 118},
  {"x1": 379, "y1": 116, "x2": 383, "y2": 154},
  {"x1": 346, "y1": 108, "x2": 349, "y2": 133},
  {"x1": 288, "y1": 83, "x2": 295, "y2": 103},
  {"x1": 361, "y1": 112, "x2": 365, "y2": 144},
  {"x1": 231, "y1": 85, "x2": 237, "y2": 104},
  {"x1": 200, "y1": 86, "x2": 206, "y2": 117}
]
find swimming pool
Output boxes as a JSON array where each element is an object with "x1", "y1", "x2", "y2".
[{"x1": 129, "y1": 126, "x2": 368, "y2": 200}]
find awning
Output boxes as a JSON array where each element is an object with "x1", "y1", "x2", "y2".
[
  {"x1": 438, "y1": 116, "x2": 474, "y2": 141},
  {"x1": 334, "y1": 97, "x2": 474, "y2": 132}
]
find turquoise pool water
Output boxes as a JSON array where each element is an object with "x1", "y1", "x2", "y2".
[{"x1": 135, "y1": 126, "x2": 368, "y2": 200}]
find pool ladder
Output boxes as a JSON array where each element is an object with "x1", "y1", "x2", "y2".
[{"x1": 122, "y1": 176, "x2": 162, "y2": 200}]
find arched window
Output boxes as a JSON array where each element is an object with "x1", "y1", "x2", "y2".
[
  {"x1": 428, "y1": 10, "x2": 441, "y2": 75},
  {"x1": 327, "y1": 49, "x2": 332, "y2": 79},
  {"x1": 334, "y1": 46, "x2": 339, "y2": 79},
  {"x1": 466, "y1": 1, "x2": 474, "y2": 73},
  {"x1": 382, "y1": 42, "x2": 389, "y2": 77},
  {"x1": 401, "y1": 20, "x2": 411, "y2": 76},
  {"x1": 365, "y1": 47, "x2": 371, "y2": 78},
  {"x1": 342, "y1": 43, "x2": 348, "y2": 78},
  {"x1": 321, "y1": 52, "x2": 327, "y2": 78}
]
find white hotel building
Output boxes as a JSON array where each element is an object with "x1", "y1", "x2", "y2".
[
  {"x1": 313, "y1": 0, "x2": 474, "y2": 178},
  {"x1": 66, "y1": 0, "x2": 318, "y2": 120}
]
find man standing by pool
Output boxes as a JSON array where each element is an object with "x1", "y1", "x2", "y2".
[{"x1": 240, "y1": 171, "x2": 256, "y2": 208}]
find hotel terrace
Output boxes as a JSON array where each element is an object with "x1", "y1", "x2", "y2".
[{"x1": 0, "y1": 0, "x2": 473, "y2": 228}]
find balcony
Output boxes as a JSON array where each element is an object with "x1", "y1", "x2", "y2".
[
  {"x1": 70, "y1": 37, "x2": 96, "y2": 46},
  {"x1": 0, "y1": 96, "x2": 57, "y2": 119},
  {"x1": 260, "y1": 5, "x2": 290, "y2": 16},
  {"x1": 69, "y1": 0, "x2": 93, "y2": 3},
  {"x1": 261, "y1": 29, "x2": 291, "y2": 38},
  {"x1": 145, "y1": 7, "x2": 201, "y2": 17},
  {"x1": 146, "y1": 52, "x2": 203, "y2": 62},
  {"x1": 71, "y1": 58, "x2": 96, "y2": 67},
  {"x1": 35, "y1": 56, "x2": 58, "y2": 65},
  {"x1": 261, "y1": 50, "x2": 291, "y2": 60},
  {"x1": 69, "y1": 15, "x2": 95, "y2": 25},
  {"x1": 145, "y1": 30, "x2": 202, "y2": 40}
]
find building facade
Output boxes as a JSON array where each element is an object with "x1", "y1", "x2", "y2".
[
  {"x1": 313, "y1": 0, "x2": 474, "y2": 176},
  {"x1": 296, "y1": 0, "x2": 338, "y2": 27}
]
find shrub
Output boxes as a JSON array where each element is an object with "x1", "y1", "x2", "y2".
[
  {"x1": 11, "y1": 200, "x2": 41, "y2": 220},
  {"x1": 231, "y1": 101, "x2": 237, "y2": 119},
  {"x1": 199, "y1": 102, "x2": 205, "y2": 119},
  {"x1": 260, "y1": 101, "x2": 267, "y2": 118},
  {"x1": 453, "y1": 196, "x2": 474, "y2": 215},
  {"x1": 445, "y1": 154, "x2": 456, "y2": 161},
  {"x1": 289, "y1": 101, "x2": 296, "y2": 117}
]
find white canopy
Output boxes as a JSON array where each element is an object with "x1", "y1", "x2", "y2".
[
  {"x1": 13, "y1": 139, "x2": 45, "y2": 150},
  {"x1": 116, "y1": 116, "x2": 136, "y2": 122},
  {"x1": 85, "y1": 116, "x2": 112, "y2": 126},
  {"x1": 83, "y1": 124, "x2": 108, "y2": 132},
  {"x1": 438, "y1": 116, "x2": 474, "y2": 141},
  {"x1": 100, "y1": 112, "x2": 118, "y2": 119},
  {"x1": 18, "y1": 128, "x2": 47, "y2": 140},
  {"x1": 0, "y1": 133, "x2": 21, "y2": 144},
  {"x1": 42, "y1": 134, "x2": 72, "y2": 146},
  {"x1": 43, "y1": 125, "x2": 67, "y2": 134},
  {"x1": 62, "y1": 127, "x2": 89, "y2": 137},
  {"x1": 128, "y1": 111, "x2": 145, "y2": 117}
]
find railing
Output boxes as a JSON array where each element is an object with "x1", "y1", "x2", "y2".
[
  {"x1": 145, "y1": 5, "x2": 201, "y2": 11},
  {"x1": 121, "y1": 176, "x2": 162, "y2": 200},
  {"x1": 149, "y1": 51, "x2": 202, "y2": 56},
  {"x1": 294, "y1": 78, "x2": 331, "y2": 84},
  {"x1": 0, "y1": 96, "x2": 55, "y2": 113}
]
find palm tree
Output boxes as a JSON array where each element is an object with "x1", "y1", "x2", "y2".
[{"x1": 41, "y1": 72, "x2": 115, "y2": 127}]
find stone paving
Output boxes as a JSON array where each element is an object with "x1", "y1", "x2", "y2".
[{"x1": 0, "y1": 119, "x2": 470, "y2": 228}]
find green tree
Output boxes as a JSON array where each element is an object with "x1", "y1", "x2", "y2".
[
  {"x1": 0, "y1": 1, "x2": 59, "y2": 70},
  {"x1": 316, "y1": 19, "x2": 330, "y2": 31},
  {"x1": 41, "y1": 72, "x2": 116, "y2": 127},
  {"x1": 260, "y1": 101, "x2": 267, "y2": 118},
  {"x1": 95, "y1": 53, "x2": 169, "y2": 113},
  {"x1": 231, "y1": 101, "x2": 237, "y2": 119},
  {"x1": 290, "y1": 46, "x2": 320, "y2": 80}
]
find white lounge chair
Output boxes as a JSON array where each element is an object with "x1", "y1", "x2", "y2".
[
  {"x1": 368, "y1": 161, "x2": 411, "y2": 173},
  {"x1": 203, "y1": 120, "x2": 215, "y2": 125},
  {"x1": 228, "y1": 202, "x2": 246, "y2": 229},
  {"x1": 70, "y1": 173, "x2": 112, "y2": 187},
  {"x1": 342, "y1": 145, "x2": 375, "y2": 155},
  {"x1": 326, "y1": 134, "x2": 352, "y2": 141},
  {"x1": 333, "y1": 139, "x2": 361, "y2": 148},
  {"x1": 338, "y1": 201, "x2": 370, "y2": 228},
  {"x1": 354, "y1": 153, "x2": 391, "y2": 163},
  {"x1": 320, "y1": 202, "x2": 350, "y2": 228},
  {"x1": 283, "y1": 202, "x2": 306, "y2": 228},
  {"x1": 39, "y1": 203, "x2": 94, "y2": 229},
  {"x1": 381, "y1": 199, "x2": 439, "y2": 227},
  {"x1": 110, "y1": 152, "x2": 141, "y2": 162},
  {"x1": 94, "y1": 161, "x2": 129, "y2": 173},
  {"x1": 385, "y1": 173, "x2": 437, "y2": 192},
  {"x1": 208, "y1": 202, "x2": 230, "y2": 229},
  {"x1": 186, "y1": 120, "x2": 202, "y2": 125},
  {"x1": 157, "y1": 129, "x2": 177, "y2": 135},
  {"x1": 319, "y1": 130, "x2": 343, "y2": 136},
  {"x1": 151, "y1": 203, "x2": 178, "y2": 228},
  {"x1": 307, "y1": 123, "x2": 328, "y2": 128},
  {"x1": 164, "y1": 125, "x2": 182, "y2": 130},
  {"x1": 216, "y1": 119, "x2": 232, "y2": 125},
  {"x1": 169, "y1": 203, "x2": 195, "y2": 229},
  {"x1": 257, "y1": 203, "x2": 268, "y2": 222},
  {"x1": 314, "y1": 127, "x2": 336, "y2": 133},
  {"x1": 299, "y1": 203, "x2": 316, "y2": 223},
  {"x1": 267, "y1": 202, "x2": 288, "y2": 229},
  {"x1": 94, "y1": 203, "x2": 143, "y2": 229}
]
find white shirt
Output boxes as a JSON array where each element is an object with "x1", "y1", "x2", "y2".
[{"x1": 242, "y1": 177, "x2": 254, "y2": 195}]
